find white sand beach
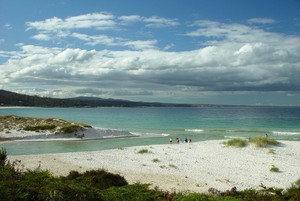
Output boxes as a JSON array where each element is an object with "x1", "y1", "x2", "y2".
[{"x1": 8, "y1": 140, "x2": 300, "y2": 193}]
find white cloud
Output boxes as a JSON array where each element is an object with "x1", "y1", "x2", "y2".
[
  {"x1": 26, "y1": 12, "x2": 116, "y2": 31},
  {"x1": 2, "y1": 31, "x2": 300, "y2": 96},
  {"x1": 26, "y1": 12, "x2": 178, "y2": 49},
  {"x1": 144, "y1": 16, "x2": 180, "y2": 28},
  {"x1": 2, "y1": 16, "x2": 300, "y2": 102},
  {"x1": 118, "y1": 15, "x2": 143, "y2": 24},
  {"x1": 4, "y1": 24, "x2": 12, "y2": 29},
  {"x1": 32, "y1": 33, "x2": 52, "y2": 41},
  {"x1": 71, "y1": 32, "x2": 120, "y2": 46},
  {"x1": 247, "y1": 18, "x2": 277, "y2": 24},
  {"x1": 124, "y1": 40, "x2": 158, "y2": 50}
]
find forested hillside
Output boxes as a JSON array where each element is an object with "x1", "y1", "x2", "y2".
[{"x1": 0, "y1": 90, "x2": 192, "y2": 107}]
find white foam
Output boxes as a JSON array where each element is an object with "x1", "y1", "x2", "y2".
[
  {"x1": 272, "y1": 131, "x2": 300, "y2": 136},
  {"x1": 185, "y1": 129, "x2": 204, "y2": 132}
]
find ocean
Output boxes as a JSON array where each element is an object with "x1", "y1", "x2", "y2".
[{"x1": 1, "y1": 106, "x2": 299, "y2": 155}]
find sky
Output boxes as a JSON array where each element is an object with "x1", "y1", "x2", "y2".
[{"x1": 1, "y1": 0, "x2": 300, "y2": 106}]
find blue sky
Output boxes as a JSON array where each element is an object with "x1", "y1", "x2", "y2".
[{"x1": 1, "y1": 0, "x2": 300, "y2": 106}]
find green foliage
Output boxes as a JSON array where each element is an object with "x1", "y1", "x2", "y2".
[
  {"x1": 24, "y1": 124, "x2": 57, "y2": 131},
  {"x1": 152, "y1": 158, "x2": 160, "y2": 163},
  {"x1": 63, "y1": 169, "x2": 128, "y2": 190},
  {"x1": 270, "y1": 165, "x2": 280, "y2": 173},
  {"x1": 100, "y1": 184, "x2": 165, "y2": 201},
  {"x1": 0, "y1": 147, "x2": 7, "y2": 166},
  {"x1": 284, "y1": 179, "x2": 300, "y2": 201},
  {"x1": 268, "y1": 149, "x2": 276, "y2": 154},
  {"x1": 137, "y1": 149, "x2": 150, "y2": 154},
  {"x1": 168, "y1": 164, "x2": 178, "y2": 169},
  {"x1": 249, "y1": 136, "x2": 280, "y2": 148},
  {"x1": 60, "y1": 125, "x2": 81, "y2": 133},
  {"x1": 223, "y1": 138, "x2": 248, "y2": 148},
  {"x1": 0, "y1": 89, "x2": 191, "y2": 107},
  {"x1": 174, "y1": 192, "x2": 241, "y2": 200}
]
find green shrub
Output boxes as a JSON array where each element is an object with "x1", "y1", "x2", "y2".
[
  {"x1": 23, "y1": 124, "x2": 57, "y2": 131},
  {"x1": 152, "y1": 158, "x2": 160, "y2": 163},
  {"x1": 100, "y1": 184, "x2": 163, "y2": 201},
  {"x1": 59, "y1": 125, "x2": 81, "y2": 133},
  {"x1": 285, "y1": 179, "x2": 300, "y2": 200},
  {"x1": 222, "y1": 138, "x2": 248, "y2": 148},
  {"x1": 137, "y1": 149, "x2": 150, "y2": 154},
  {"x1": 0, "y1": 147, "x2": 7, "y2": 166},
  {"x1": 270, "y1": 165, "x2": 280, "y2": 173},
  {"x1": 63, "y1": 169, "x2": 128, "y2": 190},
  {"x1": 249, "y1": 136, "x2": 280, "y2": 148}
]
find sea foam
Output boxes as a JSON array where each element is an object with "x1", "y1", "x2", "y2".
[
  {"x1": 185, "y1": 129, "x2": 204, "y2": 132},
  {"x1": 272, "y1": 131, "x2": 300, "y2": 136}
]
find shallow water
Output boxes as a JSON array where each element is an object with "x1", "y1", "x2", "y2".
[{"x1": 1, "y1": 106, "x2": 299, "y2": 155}]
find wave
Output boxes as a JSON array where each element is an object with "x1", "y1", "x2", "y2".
[
  {"x1": 224, "y1": 136, "x2": 247, "y2": 139},
  {"x1": 272, "y1": 131, "x2": 300, "y2": 136},
  {"x1": 185, "y1": 129, "x2": 204, "y2": 132},
  {"x1": 161, "y1": 133, "x2": 170, "y2": 136}
]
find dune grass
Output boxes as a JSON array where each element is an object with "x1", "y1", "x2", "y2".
[
  {"x1": 249, "y1": 136, "x2": 280, "y2": 148},
  {"x1": 137, "y1": 148, "x2": 150, "y2": 154},
  {"x1": 222, "y1": 138, "x2": 248, "y2": 148},
  {"x1": 224, "y1": 136, "x2": 280, "y2": 149},
  {"x1": 152, "y1": 158, "x2": 160, "y2": 163}
]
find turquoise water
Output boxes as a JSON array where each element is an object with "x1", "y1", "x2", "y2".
[{"x1": 1, "y1": 106, "x2": 300, "y2": 155}]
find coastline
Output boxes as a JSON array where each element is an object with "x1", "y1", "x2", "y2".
[{"x1": 8, "y1": 140, "x2": 300, "y2": 193}]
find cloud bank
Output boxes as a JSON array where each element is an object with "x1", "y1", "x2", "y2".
[{"x1": 1, "y1": 12, "x2": 300, "y2": 103}]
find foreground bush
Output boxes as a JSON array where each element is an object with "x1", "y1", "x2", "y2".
[{"x1": 1, "y1": 147, "x2": 299, "y2": 201}]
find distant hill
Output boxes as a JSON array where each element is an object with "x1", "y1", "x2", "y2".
[{"x1": 0, "y1": 89, "x2": 194, "y2": 107}]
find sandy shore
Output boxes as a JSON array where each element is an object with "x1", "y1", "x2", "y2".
[{"x1": 8, "y1": 140, "x2": 300, "y2": 193}]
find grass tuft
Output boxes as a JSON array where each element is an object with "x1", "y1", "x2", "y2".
[
  {"x1": 268, "y1": 149, "x2": 276, "y2": 154},
  {"x1": 222, "y1": 138, "x2": 248, "y2": 148},
  {"x1": 152, "y1": 158, "x2": 160, "y2": 163},
  {"x1": 249, "y1": 136, "x2": 280, "y2": 148},
  {"x1": 137, "y1": 149, "x2": 150, "y2": 154},
  {"x1": 270, "y1": 165, "x2": 280, "y2": 173}
]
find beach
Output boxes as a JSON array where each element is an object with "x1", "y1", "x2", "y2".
[{"x1": 8, "y1": 140, "x2": 300, "y2": 193}]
